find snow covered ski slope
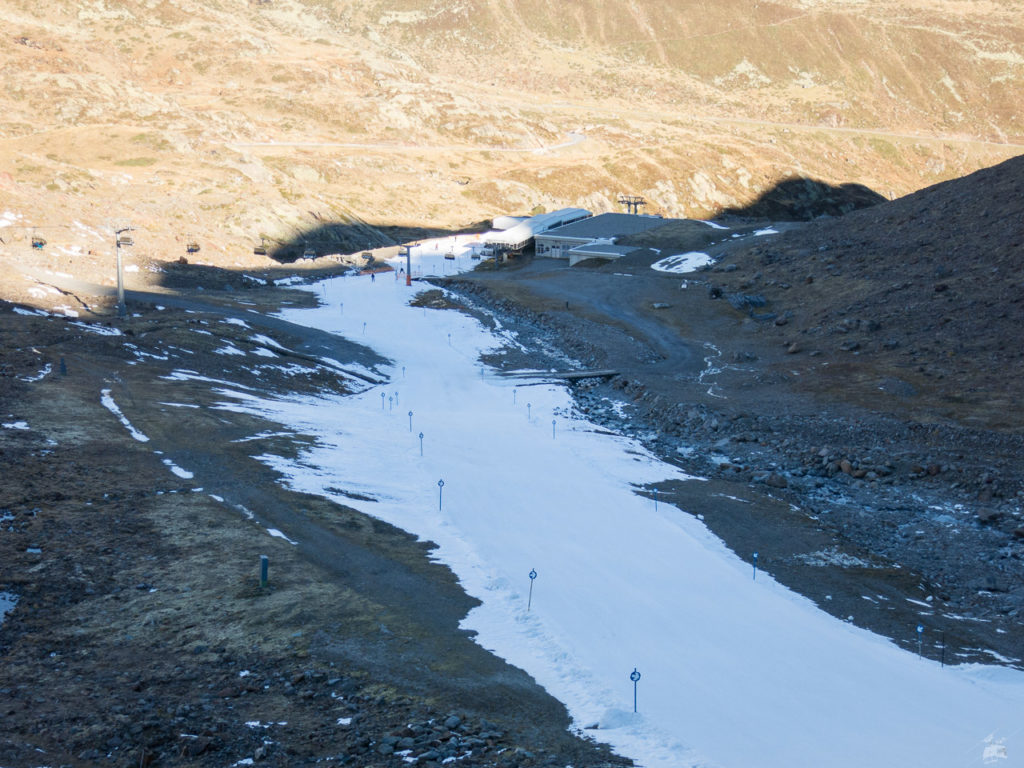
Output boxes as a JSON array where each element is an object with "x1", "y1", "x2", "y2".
[{"x1": 212, "y1": 248, "x2": 1024, "y2": 768}]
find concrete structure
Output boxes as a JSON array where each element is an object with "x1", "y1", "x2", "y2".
[
  {"x1": 535, "y1": 212, "x2": 670, "y2": 262},
  {"x1": 485, "y1": 208, "x2": 591, "y2": 254},
  {"x1": 566, "y1": 242, "x2": 638, "y2": 266}
]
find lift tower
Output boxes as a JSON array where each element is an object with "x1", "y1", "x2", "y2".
[{"x1": 618, "y1": 195, "x2": 647, "y2": 215}]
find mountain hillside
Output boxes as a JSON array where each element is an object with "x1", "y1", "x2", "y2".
[
  {"x1": 690, "y1": 153, "x2": 1024, "y2": 430},
  {"x1": 1, "y1": 0, "x2": 1022, "y2": 273}
]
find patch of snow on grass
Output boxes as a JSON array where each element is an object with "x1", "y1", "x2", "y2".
[
  {"x1": 2, "y1": 421, "x2": 29, "y2": 430},
  {"x1": 755, "y1": 227, "x2": 779, "y2": 236},
  {"x1": 19, "y1": 363, "x2": 52, "y2": 382},
  {"x1": 100, "y1": 389, "x2": 150, "y2": 442},
  {"x1": 70, "y1": 322, "x2": 122, "y2": 336},
  {"x1": 161, "y1": 458, "x2": 194, "y2": 479},
  {"x1": 267, "y1": 528, "x2": 297, "y2": 545},
  {"x1": 250, "y1": 333, "x2": 286, "y2": 350}
]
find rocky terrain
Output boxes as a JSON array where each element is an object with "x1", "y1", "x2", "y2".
[{"x1": 2, "y1": 0, "x2": 1022, "y2": 263}]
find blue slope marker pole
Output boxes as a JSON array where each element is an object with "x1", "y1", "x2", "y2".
[
  {"x1": 917, "y1": 624, "x2": 924, "y2": 657},
  {"x1": 408, "y1": 411, "x2": 413, "y2": 432},
  {"x1": 753, "y1": 551, "x2": 758, "y2": 581},
  {"x1": 630, "y1": 668, "x2": 641, "y2": 713},
  {"x1": 528, "y1": 568, "x2": 537, "y2": 611},
  {"x1": 438, "y1": 479, "x2": 444, "y2": 511},
  {"x1": 419, "y1": 432, "x2": 424, "y2": 456}
]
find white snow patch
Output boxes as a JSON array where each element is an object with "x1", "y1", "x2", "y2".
[
  {"x1": 70, "y1": 321, "x2": 122, "y2": 336},
  {"x1": 754, "y1": 227, "x2": 779, "y2": 236},
  {"x1": 100, "y1": 389, "x2": 150, "y2": 442},
  {"x1": 161, "y1": 458, "x2": 194, "y2": 479},
  {"x1": 651, "y1": 252, "x2": 713, "y2": 274},
  {"x1": 215, "y1": 344, "x2": 247, "y2": 356},
  {"x1": 700, "y1": 220, "x2": 729, "y2": 230},
  {"x1": 266, "y1": 528, "x2": 297, "y2": 545},
  {"x1": 2, "y1": 421, "x2": 29, "y2": 430},
  {"x1": 162, "y1": 370, "x2": 257, "y2": 391},
  {"x1": 19, "y1": 363, "x2": 52, "y2": 382},
  {"x1": 250, "y1": 333, "x2": 286, "y2": 350}
]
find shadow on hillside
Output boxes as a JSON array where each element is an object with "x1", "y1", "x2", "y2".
[
  {"x1": 142, "y1": 219, "x2": 495, "y2": 295},
  {"x1": 724, "y1": 176, "x2": 887, "y2": 221},
  {"x1": 263, "y1": 221, "x2": 490, "y2": 263}
]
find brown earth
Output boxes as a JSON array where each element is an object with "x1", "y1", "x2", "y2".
[{"x1": 2, "y1": 0, "x2": 1023, "y2": 263}]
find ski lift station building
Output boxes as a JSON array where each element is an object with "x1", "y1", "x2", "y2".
[
  {"x1": 534, "y1": 212, "x2": 672, "y2": 263},
  {"x1": 485, "y1": 208, "x2": 591, "y2": 254}
]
